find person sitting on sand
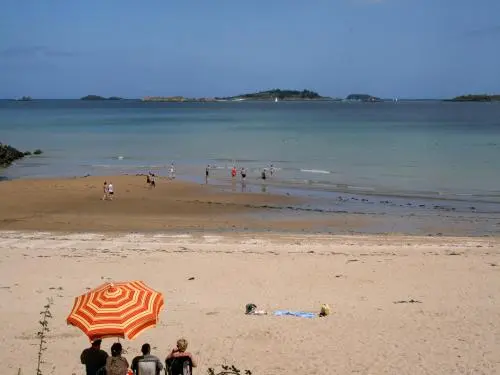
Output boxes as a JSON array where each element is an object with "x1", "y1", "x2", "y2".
[
  {"x1": 106, "y1": 342, "x2": 129, "y2": 375},
  {"x1": 81, "y1": 339, "x2": 108, "y2": 375},
  {"x1": 166, "y1": 338, "x2": 197, "y2": 368},
  {"x1": 102, "y1": 181, "x2": 108, "y2": 200},
  {"x1": 245, "y1": 303, "x2": 267, "y2": 315},
  {"x1": 131, "y1": 343, "x2": 163, "y2": 375}
]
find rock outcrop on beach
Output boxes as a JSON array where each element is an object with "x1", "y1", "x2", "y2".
[{"x1": 0, "y1": 143, "x2": 25, "y2": 167}]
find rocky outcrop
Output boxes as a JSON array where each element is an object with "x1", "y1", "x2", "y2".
[{"x1": 0, "y1": 143, "x2": 25, "y2": 167}]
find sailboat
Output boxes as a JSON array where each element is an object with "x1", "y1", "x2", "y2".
[{"x1": 274, "y1": 97, "x2": 278, "y2": 103}]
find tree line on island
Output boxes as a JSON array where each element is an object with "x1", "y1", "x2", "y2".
[
  {"x1": 139, "y1": 90, "x2": 383, "y2": 102},
  {"x1": 81, "y1": 95, "x2": 123, "y2": 101},
  {"x1": 448, "y1": 94, "x2": 500, "y2": 102}
]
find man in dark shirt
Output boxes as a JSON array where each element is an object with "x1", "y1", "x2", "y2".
[
  {"x1": 131, "y1": 343, "x2": 163, "y2": 375},
  {"x1": 80, "y1": 339, "x2": 108, "y2": 375}
]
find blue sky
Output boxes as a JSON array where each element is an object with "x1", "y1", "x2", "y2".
[{"x1": 1, "y1": 0, "x2": 499, "y2": 99}]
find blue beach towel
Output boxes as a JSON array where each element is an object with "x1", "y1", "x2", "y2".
[{"x1": 273, "y1": 310, "x2": 316, "y2": 319}]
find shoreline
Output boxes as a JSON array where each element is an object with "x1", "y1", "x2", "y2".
[
  {"x1": 4, "y1": 156, "x2": 500, "y2": 208},
  {"x1": 0, "y1": 174, "x2": 499, "y2": 236}
]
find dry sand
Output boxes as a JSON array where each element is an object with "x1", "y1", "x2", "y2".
[{"x1": 1, "y1": 231, "x2": 499, "y2": 374}]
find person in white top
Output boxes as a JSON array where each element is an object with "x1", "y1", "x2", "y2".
[
  {"x1": 107, "y1": 182, "x2": 114, "y2": 200},
  {"x1": 169, "y1": 163, "x2": 175, "y2": 179}
]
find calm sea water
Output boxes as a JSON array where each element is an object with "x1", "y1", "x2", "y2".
[{"x1": 1, "y1": 100, "x2": 500, "y2": 204}]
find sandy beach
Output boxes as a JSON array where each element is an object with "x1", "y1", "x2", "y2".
[
  {"x1": 0, "y1": 176, "x2": 499, "y2": 374},
  {"x1": 0, "y1": 232, "x2": 499, "y2": 374}
]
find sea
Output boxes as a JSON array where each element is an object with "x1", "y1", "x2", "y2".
[{"x1": 1, "y1": 99, "x2": 500, "y2": 234}]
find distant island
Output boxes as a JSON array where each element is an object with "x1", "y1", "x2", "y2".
[
  {"x1": 139, "y1": 90, "x2": 397, "y2": 103},
  {"x1": 80, "y1": 95, "x2": 123, "y2": 101},
  {"x1": 12, "y1": 96, "x2": 33, "y2": 101},
  {"x1": 345, "y1": 94, "x2": 382, "y2": 102},
  {"x1": 448, "y1": 94, "x2": 500, "y2": 102},
  {"x1": 141, "y1": 96, "x2": 214, "y2": 102},
  {"x1": 218, "y1": 89, "x2": 329, "y2": 101},
  {"x1": 142, "y1": 89, "x2": 331, "y2": 102}
]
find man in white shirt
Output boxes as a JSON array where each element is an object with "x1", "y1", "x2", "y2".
[{"x1": 107, "y1": 182, "x2": 114, "y2": 200}]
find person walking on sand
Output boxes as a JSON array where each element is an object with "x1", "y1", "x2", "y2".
[
  {"x1": 107, "y1": 182, "x2": 114, "y2": 200},
  {"x1": 81, "y1": 339, "x2": 108, "y2": 375},
  {"x1": 102, "y1": 181, "x2": 108, "y2": 200}
]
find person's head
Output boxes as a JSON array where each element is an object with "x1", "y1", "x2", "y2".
[
  {"x1": 141, "y1": 343, "x2": 151, "y2": 355},
  {"x1": 91, "y1": 339, "x2": 102, "y2": 348},
  {"x1": 110, "y1": 342, "x2": 122, "y2": 357},
  {"x1": 104, "y1": 181, "x2": 107, "y2": 185},
  {"x1": 176, "y1": 338, "x2": 188, "y2": 353}
]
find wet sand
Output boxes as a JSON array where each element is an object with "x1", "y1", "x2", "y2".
[
  {"x1": 0, "y1": 175, "x2": 497, "y2": 235},
  {"x1": 0, "y1": 175, "x2": 305, "y2": 232}
]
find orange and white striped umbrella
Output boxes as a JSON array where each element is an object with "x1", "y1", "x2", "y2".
[{"x1": 67, "y1": 281, "x2": 164, "y2": 341}]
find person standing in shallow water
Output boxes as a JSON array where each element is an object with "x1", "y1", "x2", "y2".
[
  {"x1": 81, "y1": 339, "x2": 108, "y2": 375},
  {"x1": 169, "y1": 163, "x2": 176, "y2": 179},
  {"x1": 205, "y1": 165, "x2": 210, "y2": 184}
]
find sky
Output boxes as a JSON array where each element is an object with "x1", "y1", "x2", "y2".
[{"x1": 1, "y1": 0, "x2": 499, "y2": 99}]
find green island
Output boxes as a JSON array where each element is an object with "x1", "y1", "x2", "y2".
[
  {"x1": 345, "y1": 94, "x2": 382, "y2": 102},
  {"x1": 80, "y1": 95, "x2": 123, "y2": 101},
  {"x1": 448, "y1": 94, "x2": 500, "y2": 102},
  {"x1": 219, "y1": 89, "x2": 329, "y2": 101},
  {"x1": 142, "y1": 89, "x2": 332, "y2": 102}
]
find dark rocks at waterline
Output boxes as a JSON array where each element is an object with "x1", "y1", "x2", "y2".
[
  {"x1": 0, "y1": 143, "x2": 43, "y2": 167},
  {"x1": 0, "y1": 143, "x2": 25, "y2": 167}
]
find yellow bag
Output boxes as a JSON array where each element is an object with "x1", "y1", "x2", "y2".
[{"x1": 319, "y1": 304, "x2": 330, "y2": 317}]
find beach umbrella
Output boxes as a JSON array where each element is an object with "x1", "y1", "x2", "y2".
[{"x1": 67, "y1": 281, "x2": 164, "y2": 341}]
